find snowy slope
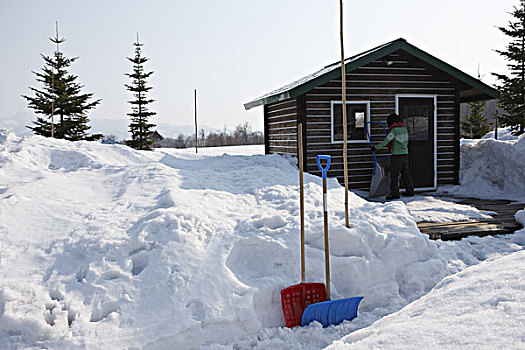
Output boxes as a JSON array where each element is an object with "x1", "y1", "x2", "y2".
[
  {"x1": 1, "y1": 129, "x2": 524, "y2": 349},
  {"x1": 328, "y1": 248, "x2": 525, "y2": 349},
  {"x1": 441, "y1": 133, "x2": 525, "y2": 201}
]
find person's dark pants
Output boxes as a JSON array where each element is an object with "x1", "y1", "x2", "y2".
[{"x1": 390, "y1": 154, "x2": 414, "y2": 196}]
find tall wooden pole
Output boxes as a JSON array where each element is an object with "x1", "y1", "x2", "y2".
[
  {"x1": 51, "y1": 69, "x2": 55, "y2": 138},
  {"x1": 194, "y1": 89, "x2": 198, "y2": 153},
  {"x1": 340, "y1": 0, "x2": 350, "y2": 228},
  {"x1": 298, "y1": 123, "x2": 306, "y2": 283},
  {"x1": 51, "y1": 21, "x2": 59, "y2": 138}
]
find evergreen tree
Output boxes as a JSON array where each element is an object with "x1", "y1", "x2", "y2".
[
  {"x1": 493, "y1": 0, "x2": 525, "y2": 135},
  {"x1": 22, "y1": 25, "x2": 101, "y2": 140},
  {"x1": 125, "y1": 37, "x2": 157, "y2": 150},
  {"x1": 461, "y1": 100, "x2": 491, "y2": 138}
]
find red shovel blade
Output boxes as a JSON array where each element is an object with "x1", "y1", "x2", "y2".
[{"x1": 281, "y1": 283, "x2": 327, "y2": 328}]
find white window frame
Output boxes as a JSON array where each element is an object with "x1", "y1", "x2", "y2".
[
  {"x1": 330, "y1": 100, "x2": 371, "y2": 144},
  {"x1": 395, "y1": 94, "x2": 438, "y2": 191}
]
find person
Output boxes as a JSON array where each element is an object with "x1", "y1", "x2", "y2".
[{"x1": 371, "y1": 113, "x2": 414, "y2": 200}]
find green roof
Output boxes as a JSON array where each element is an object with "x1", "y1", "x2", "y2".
[{"x1": 244, "y1": 38, "x2": 500, "y2": 110}]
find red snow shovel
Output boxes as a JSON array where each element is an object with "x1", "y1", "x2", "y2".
[{"x1": 281, "y1": 124, "x2": 327, "y2": 328}]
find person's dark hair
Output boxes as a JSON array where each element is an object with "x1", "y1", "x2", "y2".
[{"x1": 387, "y1": 113, "x2": 400, "y2": 126}]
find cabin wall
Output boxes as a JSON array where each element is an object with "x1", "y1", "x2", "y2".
[
  {"x1": 304, "y1": 50, "x2": 459, "y2": 190},
  {"x1": 264, "y1": 99, "x2": 298, "y2": 157}
]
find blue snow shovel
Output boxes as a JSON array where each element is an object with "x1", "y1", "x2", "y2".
[
  {"x1": 365, "y1": 121, "x2": 391, "y2": 198},
  {"x1": 301, "y1": 155, "x2": 364, "y2": 327}
]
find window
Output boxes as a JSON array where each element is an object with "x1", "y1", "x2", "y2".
[
  {"x1": 398, "y1": 97, "x2": 434, "y2": 141},
  {"x1": 331, "y1": 101, "x2": 370, "y2": 143}
]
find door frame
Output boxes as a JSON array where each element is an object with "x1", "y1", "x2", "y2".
[{"x1": 395, "y1": 94, "x2": 437, "y2": 191}]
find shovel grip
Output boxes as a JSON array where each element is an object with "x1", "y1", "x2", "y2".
[{"x1": 316, "y1": 155, "x2": 331, "y2": 179}]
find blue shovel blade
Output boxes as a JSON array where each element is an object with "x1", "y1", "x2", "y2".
[{"x1": 301, "y1": 296, "x2": 364, "y2": 327}]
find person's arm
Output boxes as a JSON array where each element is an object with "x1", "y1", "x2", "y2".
[{"x1": 374, "y1": 129, "x2": 396, "y2": 150}]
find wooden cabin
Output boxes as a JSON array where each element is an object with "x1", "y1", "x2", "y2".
[{"x1": 244, "y1": 38, "x2": 499, "y2": 191}]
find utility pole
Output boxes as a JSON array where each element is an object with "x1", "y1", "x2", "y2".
[
  {"x1": 340, "y1": 0, "x2": 350, "y2": 228},
  {"x1": 494, "y1": 110, "x2": 499, "y2": 140},
  {"x1": 194, "y1": 89, "x2": 198, "y2": 153}
]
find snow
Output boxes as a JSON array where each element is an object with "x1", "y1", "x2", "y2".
[
  {"x1": 482, "y1": 126, "x2": 520, "y2": 141},
  {"x1": 440, "y1": 133, "x2": 525, "y2": 201},
  {"x1": 327, "y1": 250, "x2": 525, "y2": 349},
  {"x1": 0, "y1": 128, "x2": 524, "y2": 349},
  {"x1": 400, "y1": 196, "x2": 493, "y2": 223}
]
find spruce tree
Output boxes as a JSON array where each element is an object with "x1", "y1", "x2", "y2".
[
  {"x1": 493, "y1": 0, "x2": 525, "y2": 135},
  {"x1": 22, "y1": 25, "x2": 101, "y2": 140},
  {"x1": 461, "y1": 100, "x2": 491, "y2": 138},
  {"x1": 125, "y1": 37, "x2": 157, "y2": 150}
]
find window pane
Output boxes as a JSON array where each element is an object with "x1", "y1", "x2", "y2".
[
  {"x1": 401, "y1": 104, "x2": 430, "y2": 141},
  {"x1": 355, "y1": 112, "x2": 365, "y2": 128},
  {"x1": 333, "y1": 103, "x2": 367, "y2": 142}
]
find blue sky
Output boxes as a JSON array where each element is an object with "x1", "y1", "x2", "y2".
[{"x1": 0, "y1": 0, "x2": 517, "y2": 132}]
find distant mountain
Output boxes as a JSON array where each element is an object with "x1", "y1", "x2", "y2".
[
  {"x1": 89, "y1": 118, "x2": 129, "y2": 140},
  {"x1": 91, "y1": 119, "x2": 220, "y2": 141},
  {"x1": 0, "y1": 112, "x2": 219, "y2": 140},
  {"x1": 0, "y1": 111, "x2": 34, "y2": 136}
]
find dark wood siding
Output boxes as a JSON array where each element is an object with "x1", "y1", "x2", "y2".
[
  {"x1": 304, "y1": 50, "x2": 459, "y2": 190},
  {"x1": 265, "y1": 98, "x2": 298, "y2": 157}
]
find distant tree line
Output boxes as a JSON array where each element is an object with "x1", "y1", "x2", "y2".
[{"x1": 158, "y1": 122, "x2": 263, "y2": 148}]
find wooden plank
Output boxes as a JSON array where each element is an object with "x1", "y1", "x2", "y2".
[
  {"x1": 305, "y1": 117, "x2": 331, "y2": 123},
  {"x1": 421, "y1": 223, "x2": 505, "y2": 234},
  {"x1": 269, "y1": 134, "x2": 297, "y2": 142},
  {"x1": 456, "y1": 199, "x2": 512, "y2": 205},
  {"x1": 453, "y1": 89, "x2": 460, "y2": 184},
  {"x1": 267, "y1": 114, "x2": 298, "y2": 123},
  {"x1": 307, "y1": 109, "x2": 332, "y2": 116},
  {"x1": 263, "y1": 104, "x2": 269, "y2": 154},
  {"x1": 417, "y1": 196, "x2": 523, "y2": 241},
  {"x1": 268, "y1": 119, "x2": 297, "y2": 126},
  {"x1": 322, "y1": 81, "x2": 454, "y2": 88},
  {"x1": 268, "y1": 122, "x2": 296, "y2": 130},
  {"x1": 417, "y1": 220, "x2": 481, "y2": 228},
  {"x1": 297, "y1": 94, "x2": 307, "y2": 169},
  {"x1": 268, "y1": 106, "x2": 297, "y2": 117},
  {"x1": 267, "y1": 99, "x2": 296, "y2": 112},
  {"x1": 437, "y1": 159, "x2": 456, "y2": 166},
  {"x1": 436, "y1": 229, "x2": 513, "y2": 241},
  {"x1": 270, "y1": 140, "x2": 297, "y2": 146}
]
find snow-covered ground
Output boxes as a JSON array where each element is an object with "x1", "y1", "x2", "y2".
[
  {"x1": 0, "y1": 129, "x2": 524, "y2": 349},
  {"x1": 440, "y1": 131, "x2": 525, "y2": 202}
]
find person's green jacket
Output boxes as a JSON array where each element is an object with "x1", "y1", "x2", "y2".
[{"x1": 375, "y1": 127, "x2": 409, "y2": 155}]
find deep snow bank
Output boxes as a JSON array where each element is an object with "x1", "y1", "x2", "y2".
[
  {"x1": 446, "y1": 134, "x2": 525, "y2": 200},
  {"x1": 327, "y1": 249, "x2": 525, "y2": 349},
  {"x1": 1, "y1": 129, "x2": 524, "y2": 349},
  {"x1": 0, "y1": 130, "x2": 443, "y2": 348}
]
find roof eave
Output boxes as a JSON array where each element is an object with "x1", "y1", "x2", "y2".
[
  {"x1": 244, "y1": 39, "x2": 407, "y2": 110},
  {"x1": 399, "y1": 41, "x2": 500, "y2": 101},
  {"x1": 244, "y1": 38, "x2": 500, "y2": 109},
  {"x1": 244, "y1": 91, "x2": 292, "y2": 110},
  {"x1": 289, "y1": 39, "x2": 406, "y2": 98}
]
